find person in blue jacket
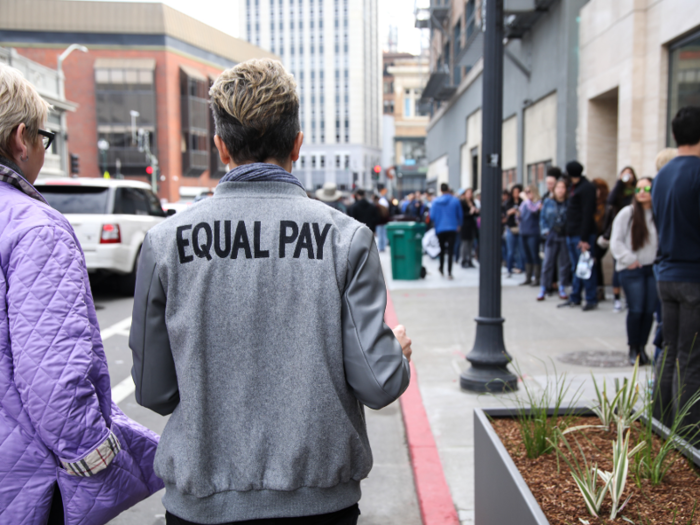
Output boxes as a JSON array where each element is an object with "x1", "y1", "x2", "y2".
[{"x1": 430, "y1": 183, "x2": 464, "y2": 279}]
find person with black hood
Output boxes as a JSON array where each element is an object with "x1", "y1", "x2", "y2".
[
  {"x1": 558, "y1": 160, "x2": 599, "y2": 311},
  {"x1": 347, "y1": 188, "x2": 378, "y2": 232}
]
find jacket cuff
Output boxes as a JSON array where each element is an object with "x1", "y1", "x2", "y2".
[{"x1": 60, "y1": 430, "x2": 121, "y2": 477}]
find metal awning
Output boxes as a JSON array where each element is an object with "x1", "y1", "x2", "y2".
[
  {"x1": 94, "y1": 58, "x2": 156, "y2": 70},
  {"x1": 457, "y1": 30, "x2": 484, "y2": 68},
  {"x1": 421, "y1": 71, "x2": 450, "y2": 100},
  {"x1": 180, "y1": 65, "x2": 208, "y2": 82},
  {"x1": 503, "y1": 0, "x2": 556, "y2": 39}
]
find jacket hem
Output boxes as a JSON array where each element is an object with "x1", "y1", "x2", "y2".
[{"x1": 162, "y1": 480, "x2": 362, "y2": 524}]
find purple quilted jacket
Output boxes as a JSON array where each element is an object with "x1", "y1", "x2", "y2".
[{"x1": 0, "y1": 162, "x2": 163, "y2": 525}]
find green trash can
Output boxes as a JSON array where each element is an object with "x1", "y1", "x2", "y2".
[{"x1": 386, "y1": 222, "x2": 426, "y2": 280}]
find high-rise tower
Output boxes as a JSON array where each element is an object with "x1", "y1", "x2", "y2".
[{"x1": 240, "y1": 0, "x2": 382, "y2": 191}]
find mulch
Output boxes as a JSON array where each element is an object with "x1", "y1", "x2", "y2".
[{"x1": 491, "y1": 416, "x2": 700, "y2": 524}]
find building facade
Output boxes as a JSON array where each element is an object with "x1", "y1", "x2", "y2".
[
  {"x1": 578, "y1": 0, "x2": 700, "y2": 186},
  {"x1": 386, "y1": 53, "x2": 430, "y2": 197},
  {"x1": 0, "y1": 46, "x2": 76, "y2": 178},
  {"x1": 0, "y1": 0, "x2": 276, "y2": 202},
  {"x1": 420, "y1": 0, "x2": 587, "y2": 194},
  {"x1": 240, "y1": 0, "x2": 382, "y2": 191}
]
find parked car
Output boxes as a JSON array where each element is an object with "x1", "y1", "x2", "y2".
[
  {"x1": 34, "y1": 178, "x2": 168, "y2": 295},
  {"x1": 162, "y1": 201, "x2": 191, "y2": 214}
]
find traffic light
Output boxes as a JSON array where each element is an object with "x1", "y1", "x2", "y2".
[
  {"x1": 146, "y1": 166, "x2": 153, "y2": 175},
  {"x1": 70, "y1": 153, "x2": 79, "y2": 175},
  {"x1": 372, "y1": 164, "x2": 381, "y2": 181}
]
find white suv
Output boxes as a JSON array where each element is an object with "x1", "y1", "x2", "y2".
[{"x1": 35, "y1": 178, "x2": 168, "y2": 294}]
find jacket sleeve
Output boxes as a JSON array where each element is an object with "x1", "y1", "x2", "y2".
[
  {"x1": 539, "y1": 201, "x2": 548, "y2": 235},
  {"x1": 129, "y1": 234, "x2": 179, "y2": 416},
  {"x1": 8, "y1": 226, "x2": 112, "y2": 466},
  {"x1": 610, "y1": 207, "x2": 637, "y2": 268},
  {"x1": 341, "y1": 226, "x2": 410, "y2": 409},
  {"x1": 455, "y1": 200, "x2": 464, "y2": 227},
  {"x1": 580, "y1": 184, "x2": 597, "y2": 241}
]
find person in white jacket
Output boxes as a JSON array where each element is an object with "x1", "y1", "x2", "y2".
[{"x1": 610, "y1": 177, "x2": 658, "y2": 366}]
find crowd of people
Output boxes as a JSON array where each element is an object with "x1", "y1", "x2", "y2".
[{"x1": 500, "y1": 107, "x2": 700, "y2": 441}]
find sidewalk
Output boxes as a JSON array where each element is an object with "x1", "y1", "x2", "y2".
[{"x1": 381, "y1": 248, "x2": 642, "y2": 525}]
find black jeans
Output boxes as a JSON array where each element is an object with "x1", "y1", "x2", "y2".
[
  {"x1": 618, "y1": 265, "x2": 658, "y2": 347},
  {"x1": 541, "y1": 233, "x2": 570, "y2": 289},
  {"x1": 166, "y1": 504, "x2": 360, "y2": 525},
  {"x1": 437, "y1": 231, "x2": 457, "y2": 276},
  {"x1": 653, "y1": 281, "x2": 700, "y2": 440}
]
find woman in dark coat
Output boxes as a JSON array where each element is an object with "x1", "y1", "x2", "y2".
[{"x1": 459, "y1": 188, "x2": 479, "y2": 268}]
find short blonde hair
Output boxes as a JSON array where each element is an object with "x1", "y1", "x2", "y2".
[
  {"x1": 209, "y1": 58, "x2": 299, "y2": 164},
  {"x1": 655, "y1": 147, "x2": 678, "y2": 172},
  {"x1": 0, "y1": 64, "x2": 51, "y2": 158}
]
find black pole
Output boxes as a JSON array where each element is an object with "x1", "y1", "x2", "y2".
[{"x1": 460, "y1": 0, "x2": 517, "y2": 393}]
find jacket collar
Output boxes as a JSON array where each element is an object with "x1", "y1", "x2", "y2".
[
  {"x1": 0, "y1": 157, "x2": 47, "y2": 204},
  {"x1": 215, "y1": 180, "x2": 309, "y2": 199}
]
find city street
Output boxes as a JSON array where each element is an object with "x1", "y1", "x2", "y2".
[
  {"x1": 91, "y1": 279, "x2": 421, "y2": 525},
  {"x1": 94, "y1": 249, "x2": 644, "y2": 525}
]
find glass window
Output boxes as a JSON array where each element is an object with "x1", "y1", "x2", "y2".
[
  {"x1": 114, "y1": 188, "x2": 151, "y2": 216},
  {"x1": 669, "y1": 32, "x2": 700, "y2": 145},
  {"x1": 141, "y1": 189, "x2": 167, "y2": 217},
  {"x1": 39, "y1": 186, "x2": 110, "y2": 214},
  {"x1": 95, "y1": 69, "x2": 110, "y2": 84}
]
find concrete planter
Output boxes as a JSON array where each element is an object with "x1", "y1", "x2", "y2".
[{"x1": 473, "y1": 407, "x2": 700, "y2": 525}]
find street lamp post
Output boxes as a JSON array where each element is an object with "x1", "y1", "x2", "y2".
[
  {"x1": 460, "y1": 0, "x2": 518, "y2": 393},
  {"x1": 97, "y1": 139, "x2": 109, "y2": 178},
  {"x1": 130, "y1": 110, "x2": 140, "y2": 146},
  {"x1": 57, "y1": 44, "x2": 88, "y2": 99}
]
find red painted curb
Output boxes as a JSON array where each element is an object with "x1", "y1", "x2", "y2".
[{"x1": 385, "y1": 291, "x2": 460, "y2": 525}]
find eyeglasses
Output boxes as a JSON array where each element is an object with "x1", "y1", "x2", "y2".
[
  {"x1": 635, "y1": 186, "x2": 652, "y2": 194},
  {"x1": 38, "y1": 129, "x2": 56, "y2": 150}
]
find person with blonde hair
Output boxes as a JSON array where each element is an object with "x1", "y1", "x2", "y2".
[
  {"x1": 0, "y1": 64, "x2": 162, "y2": 524},
  {"x1": 129, "y1": 58, "x2": 411, "y2": 525},
  {"x1": 655, "y1": 147, "x2": 678, "y2": 172}
]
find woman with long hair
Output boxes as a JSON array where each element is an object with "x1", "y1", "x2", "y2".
[
  {"x1": 538, "y1": 179, "x2": 571, "y2": 301},
  {"x1": 504, "y1": 184, "x2": 524, "y2": 277},
  {"x1": 459, "y1": 188, "x2": 479, "y2": 268},
  {"x1": 610, "y1": 177, "x2": 658, "y2": 366},
  {"x1": 518, "y1": 184, "x2": 542, "y2": 286}
]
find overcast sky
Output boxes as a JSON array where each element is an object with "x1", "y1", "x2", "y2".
[{"x1": 73, "y1": 0, "x2": 428, "y2": 55}]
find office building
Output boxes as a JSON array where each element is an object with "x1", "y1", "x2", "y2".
[
  {"x1": 0, "y1": 0, "x2": 276, "y2": 202},
  {"x1": 419, "y1": 0, "x2": 585, "y2": 194},
  {"x1": 578, "y1": 0, "x2": 700, "y2": 183},
  {"x1": 240, "y1": 0, "x2": 382, "y2": 190},
  {"x1": 382, "y1": 51, "x2": 430, "y2": 197}
]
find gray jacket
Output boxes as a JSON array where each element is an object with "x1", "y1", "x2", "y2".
[{"x1": 129, "y1": 181, "x2": 410, "y2": 523}]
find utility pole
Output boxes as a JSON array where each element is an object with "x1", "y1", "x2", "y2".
[{"x1": 460, "y1": 0, "x2": 518, "y2": 393}]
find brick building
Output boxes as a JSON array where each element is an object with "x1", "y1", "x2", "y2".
[{"x1": 0, "y1": 0, "x2": 276, "y2": 202}]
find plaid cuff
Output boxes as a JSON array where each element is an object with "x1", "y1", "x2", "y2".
[{"x1": 61, "y1": 430, "x2": 122, "y2": 477}]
